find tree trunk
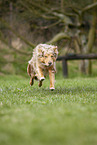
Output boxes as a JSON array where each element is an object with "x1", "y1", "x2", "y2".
[
  {"x1": 79, "y1": 60, "x2": 88, "y2": 75},
  {"x1": 61, "y1": 0, "x2": 64, "y2": 12},
  {"x1": 87, "y1": 0, "x2": 97, "y2": 75},
  {"x1": 9, "y1": 2, "x2": 13, "y2": 46}
]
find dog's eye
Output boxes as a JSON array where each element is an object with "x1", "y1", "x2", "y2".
[
  {"x1": 45, "y1": 56, "x2": 47, "y2": 58},
  {"x1": 51, "y1": 55, "x2": 53, "y2": 58}
]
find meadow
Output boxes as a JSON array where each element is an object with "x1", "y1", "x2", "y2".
[{"x1": 0, "y1": 74, "x2": 97, "y2": 145}]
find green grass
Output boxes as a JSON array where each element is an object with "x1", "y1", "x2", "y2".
[{"x1": 0, "y1": 75, "x2": 97, "y2": 145}]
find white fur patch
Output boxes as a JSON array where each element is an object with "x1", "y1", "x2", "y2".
[
  {"x1": 50, "y1": 87, "x2": 55, "y2": 90},
  {"x1": 40, "y1": 77, "x2": 45, "y2": 81}
]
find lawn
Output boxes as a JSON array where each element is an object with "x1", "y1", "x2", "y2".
[{"x1": 0, "y1": 75, "x2": 97, "y2": 145}]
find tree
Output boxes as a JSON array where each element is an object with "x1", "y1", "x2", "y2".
[{"x1": 0, "y1": 0, "x2": 97, "y2": 75}]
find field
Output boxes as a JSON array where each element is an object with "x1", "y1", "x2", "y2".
[{"x1": 0, "y1": 75, "x2": 97, "y2": 145}]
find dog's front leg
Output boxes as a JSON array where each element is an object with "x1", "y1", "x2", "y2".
[
  {"x1": 37, "y1": 67, "x2": 45, "y2": 80},
  {"x1": 49, "y1": 70, "x2": 55, "y2": 90},
  {"x1": 37, "y1": 67, "x2": 45, "y2": 87}
]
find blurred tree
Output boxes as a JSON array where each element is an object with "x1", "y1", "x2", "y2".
[{"x1": 87, "y1": 0, "x2": 97, "y2": 74}]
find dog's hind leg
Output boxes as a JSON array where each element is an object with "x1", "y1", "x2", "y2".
[
  {"x1": 27, "y1": 63, "x2": 35, "y2": 86},
  {"x1": 29, "y1": 73, "x2": 35, "y2": 86},
  {"x1": 30, "y1": 77, "x2": 34, "y2": 86},
  {"x1": 38, "y1": 78, "x2": 45, "y2": 87},
  {"x1": 38, "y1": 80, "x2": 42, "y2": 87}
]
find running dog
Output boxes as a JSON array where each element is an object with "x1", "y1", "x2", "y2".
[{"x1": 27, "y1": 44, "x2": 58, "y2": 90}]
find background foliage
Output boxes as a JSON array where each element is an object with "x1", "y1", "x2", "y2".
[{"x1": 0, "y1": 0, "x2": 97, "y2": 76}]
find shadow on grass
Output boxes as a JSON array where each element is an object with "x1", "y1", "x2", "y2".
[{"x1": 27, "y1": 86, "x2": 97, "y2": 96}]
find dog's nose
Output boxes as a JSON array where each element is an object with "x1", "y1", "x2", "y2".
[{"x1": 48, "y1": 62, "x2": 52, "y2": 66}]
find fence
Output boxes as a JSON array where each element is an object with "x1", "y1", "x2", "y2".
[{"x1": 57, "y1": 53, "x2": 97, "y2": 77}]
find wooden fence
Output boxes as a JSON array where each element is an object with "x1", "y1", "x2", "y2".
[{"x1": 57, "y1": 53, "x2": 97, "y2": 77}]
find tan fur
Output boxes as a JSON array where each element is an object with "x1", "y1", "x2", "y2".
[{"x1": 27, "y1": 44, "x2": 58, "y2": 90}]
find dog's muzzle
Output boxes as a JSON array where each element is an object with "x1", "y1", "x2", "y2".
[{"x1": 48, "y1": 61, "x2": 52, "y2": 66}]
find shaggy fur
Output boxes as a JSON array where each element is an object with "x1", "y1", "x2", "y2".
[{"x1": 27, "y1": 44, "x2": 58, "y2": 90}]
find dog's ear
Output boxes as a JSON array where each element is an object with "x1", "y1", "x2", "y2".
[
  {"x1": 38, "y1": 48, "x2": 44, "y2": 57},
  {"x1": 27, "y1": 64, "x2": 32, "y2": 76},
  {"x1": 53, "y1": 46, "x2": 58, "y2": 58}
]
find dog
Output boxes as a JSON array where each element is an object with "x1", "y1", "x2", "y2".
[{"x1": 27, "y1": 44, "x2": 58, "y2": 90}]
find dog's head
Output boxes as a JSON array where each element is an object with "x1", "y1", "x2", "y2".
[{"x1": 37, "y1": 44, "x2": 58, "y2": 67}]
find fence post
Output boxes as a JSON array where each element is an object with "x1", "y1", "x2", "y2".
[{"x1": 62, "y1": 59, "x2": 68, "y2": 77}]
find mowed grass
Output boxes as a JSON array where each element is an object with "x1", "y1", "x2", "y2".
[{"x1": 0, "y1": 75, "x2": 97, "y2": 145}]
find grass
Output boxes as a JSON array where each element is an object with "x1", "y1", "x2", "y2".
[{"x1": 0, "y1": 75, "x2": 97, "y2": 145}]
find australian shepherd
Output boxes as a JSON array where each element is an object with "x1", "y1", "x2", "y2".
[{"x1": 27, "y1": 44, "x2": 58, "y2": 90}]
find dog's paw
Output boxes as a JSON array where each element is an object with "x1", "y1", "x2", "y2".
[
  {"x1": 40, "y1": 77, "x2": 45, "y2": 81},
  {"x1": 38, "y1": 77, "x2": 45, "y2": 87},
  {"x1": 50, "y1": 87, "x2": 55, "y2": 91}
]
